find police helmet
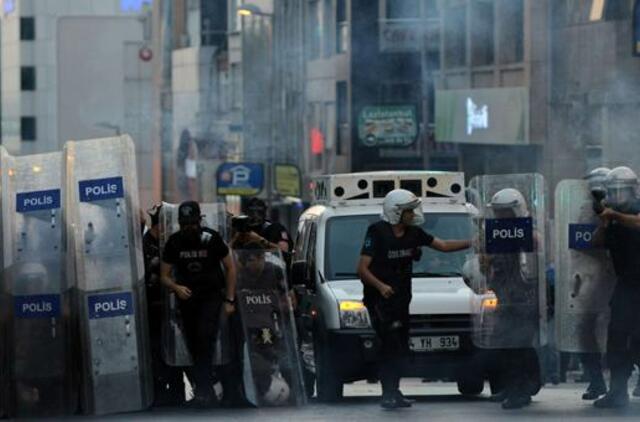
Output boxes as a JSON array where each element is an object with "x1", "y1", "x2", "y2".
[
  {"x1": 488, "y1": 188, "x2": 528, "y2": 218},
  {"x1": 262, "y1": 373, "x2": 290, "y2": 406},
  {"x1": 605, "y1": 166, "x2": 638, "y2": 209},
  {"x1": 382, "y1": 189, "x2": 424, "y2": 226}
]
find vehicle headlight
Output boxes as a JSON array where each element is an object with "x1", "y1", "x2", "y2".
[
  {"x1": 339, "y1": 300, "x2": 371, "y2": 329},
  {"x1": 482, "y1": 297, "x2": 498, "y2": 310}
]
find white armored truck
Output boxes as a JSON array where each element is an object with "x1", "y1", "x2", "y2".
[{"x1": 291, "y1": 171, "x2": 493, "y2": 401}]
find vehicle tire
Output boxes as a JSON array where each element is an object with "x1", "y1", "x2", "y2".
[
  {"x1": 457, "y1": 376, "x2": 485, "y2": 396},
  {"x1": 314, "y1": 338, "x2": 343, "y2": 402}
]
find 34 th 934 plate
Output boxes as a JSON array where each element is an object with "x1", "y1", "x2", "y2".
[{"x1": 409, "y1": 335, "x2": 460, "y2": 352}]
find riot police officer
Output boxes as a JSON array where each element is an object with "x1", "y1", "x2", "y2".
[
  {"x1": 592, "y1": 166, "x2": 640, "y2": 408},
  {"x1": 160, "y1": 201, "x2": 237, "y2": 407},
  {"x1": 143, "y1": 204, "x2": 186, "y2": 406},
  {"x1": 484, "y1": 188, "x2": 541, "y2": 410},
  {"x1": 357, "y1": 189, "x2": 470, "y2": 409},
  {"x1": 245, "y1": 198, "x2": 293, "y2": 254},
  {"x1": 578, "y1": 168, "x2": 611, "y2": 401}
]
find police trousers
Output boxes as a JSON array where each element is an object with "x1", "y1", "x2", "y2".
[
  {"x1": 367, "y1": 299, "x2": 410, "y2": 397},
  {"x1": 148, "y1": 302, "x2": 185, "y2": 405},
  {"x1": 606, "y1": 283, "x2": 640, "y2": 389},
  {"x1": 179, "y1": 294, "x2": 222, "y2": 397}
]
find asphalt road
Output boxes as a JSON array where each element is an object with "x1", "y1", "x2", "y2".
[{"x1": 76, "y1": 378, "x2": 640, "y2": 421}]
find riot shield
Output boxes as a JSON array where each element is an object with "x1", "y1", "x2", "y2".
[
  {"x1": 64, "y1": 136, "x2": 152, "y2": 415},
  {"x1": 235, "y1": 249, "x2": 306, "y2": 406},
  {"x1": 0, "y1": 150, "x2": 77, "y2": 417},
  {"x1": 468, "y1": 174, "x2": 547, "y2": 349},
  {"x1": 159, "y1": 202, "x2": 228, "y2": 367},
  {"x1": 555, "y1": 180, "x2": 614, "y2": 353}
]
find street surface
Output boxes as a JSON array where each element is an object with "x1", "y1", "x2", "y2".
[{"x1": 79, "y1": 378, "x2": 640, "y2": 421}]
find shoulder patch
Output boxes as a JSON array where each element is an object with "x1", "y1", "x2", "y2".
[{"x1": 201, "y1": 231, "x2": 213, "y2": 244}]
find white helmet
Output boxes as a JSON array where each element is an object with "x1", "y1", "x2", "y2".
[
  {"x1": 605, "y1": 166, "x2": 638, "y2": 210},
  {"x1": 382, "y1": 189, "x2": 424, "y2": 226},
  {"x1": 262, "y1": 373, "x2": 290, "y2": 406},
  {"x1": 488, "y1": 188, "x2": 528, "y2": 218},
  {"x1": 584, "y1": 167, "x2": 610, "y2": 193}
]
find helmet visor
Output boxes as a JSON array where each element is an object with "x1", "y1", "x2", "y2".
[{"x1": 607, "y1": 187, "x2": 635, "y2": 209}]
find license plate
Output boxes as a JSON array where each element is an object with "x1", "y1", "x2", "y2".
[{"x1": 409, "y1": 335, "x2": 460, "y2": 352}]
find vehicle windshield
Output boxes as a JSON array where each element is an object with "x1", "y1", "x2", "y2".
[{"x1": 325, "y1": 213, "x2": 471, "y2": 281}]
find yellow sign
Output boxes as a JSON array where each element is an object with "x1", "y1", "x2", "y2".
[{"x1": 275, "y1": 164, "x2": 301, "y2": 197}]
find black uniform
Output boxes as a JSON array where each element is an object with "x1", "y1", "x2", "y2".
[
  {"x1": 143, "y1": 230, "x2": 185, "y2": 405},
  {"x1": 488, "y1": 253, "x2": 540, "y2": 403},
  {"x1": 603, "y1": 202, "x2": 640, "y2": 392},
  {"x1": 360, "y1": 221, "x2": 433, "y2": 398},
  {"x1": 163, "y1": 227, "x2": 230, "y2": 398}
]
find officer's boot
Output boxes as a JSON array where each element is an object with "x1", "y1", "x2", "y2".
[
  {"x1": 582, "y1": 362, "x2": 607, "y2": 400},
  {"x1": 594, "y1": 374, "x2": 629, "y2": 408}
]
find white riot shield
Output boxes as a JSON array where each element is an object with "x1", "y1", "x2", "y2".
[
  {"x1": 555, "y1": 180, "x2": 615, "y2": 353},
  {"x1": 159, "y1": 202, "x2": 227, "y2": 367},
  {"x1": 468, "y1": 174, "x2": 547, "y2": 349},
  {"x1": 0, "y1": 148, "x2": 7, "y2": 419},
  {"x1": 235, "y1": 249, "x2": 306, "y2": 407},
  {"x1": 0, "y1": 150, "x2": 77, "y2": 417},
  {"x1": 65, "y1": 136, "x2": 152, "y2": 415}
]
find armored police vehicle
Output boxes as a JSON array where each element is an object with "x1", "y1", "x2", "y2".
[{"x1": 292, "y1": 171, "x2": 493, "y2": 401}]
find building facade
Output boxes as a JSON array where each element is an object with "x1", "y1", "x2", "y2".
[{"x1": 0, "y1": 0, "x2": 156, "y2": 203}]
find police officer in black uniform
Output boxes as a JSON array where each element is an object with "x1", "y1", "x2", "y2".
[
  {"x1": 161, "y1": 201, "x2": 237, "y2": 407},
  {"x1": 593, "y1": 166, "x2": 640, "y2": 408},
  {"x1": 357, "y1": 189, "x2": 470, "y2": 409},
  {"x1": 143, "y1": 204, "x2": 185, "y2": 406},
  {"x1": 245, "y1": 198, "x2": 293, "y2": 255}
]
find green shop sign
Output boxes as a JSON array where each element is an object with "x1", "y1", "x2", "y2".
[{"x1": 358, "y1": 105, "x2": 418, "y2": 147}]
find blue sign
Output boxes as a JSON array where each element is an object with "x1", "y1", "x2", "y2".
[
  {"x1": 216, "y1": 162, "x2": 264, "y2": 196},
  {"x1": 485, "y1": 217, "x2": 533, "y2": 254},
  {"x1": 17, "y1": 189, "x2": 61, "y2": 213},
  {"x1": 88, "y1": 292, "x2": 134, "y2": 319},
  {"x1": 14, "y1": 294, "x2": 61, "y2": 319},
  {"x1": 569, "y1": 224, "x2": 598, "y2": 250},
  {"x1": 120, "y1": 0, "x2": 151, "y2": 12},
  {"x1": 79, "y1": 177, "x2": 124, "y2": 202}
]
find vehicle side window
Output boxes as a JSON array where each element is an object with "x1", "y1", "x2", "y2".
[
  {"x1": 294, "y1": 220, "x2": 309, "y2": 259},
  {"x1": 306, "y1": 222, "x2": 318, "y2": 280}
]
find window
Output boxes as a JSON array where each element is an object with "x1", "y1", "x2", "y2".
[
  {"x1": 21, "y1": 66, "x2": 36, "y2": 91},
  {"x1": 20, "y1": 17, "x2": 35, "y2": 40},
  {"x1": 21, "y1": 117, "x2": 36, "y2": 141},
  {"x1": 444, "y1": 5, "x2": 467, "y2": 68},
  {"x1": 498, "y1": 0, "x2": 523, "y2": 64},
  {"x1": 336, "y1": 82, "x2": 348, "y2": 155},
  {"x1": 231, "y1": 63, "x2": 242, "y2": 109},
  {"x1": 323, "y1": 0, "x2": 333, "y2": 57},
  {"x1": 307, "y1": 0, "x2": 321, "y2": 60},
  {"x1": 386, "y1": 0, "x2": 420, "y2": 19},
  {"x1": 325, "y1": 213, "x2": 471, "y2": 280},
  {"x1": 471, "y1": 0, "x2": 494, "y2": 66},
  {"x1": 336, "y1": 0, "x2": 348, "y2": 53}
]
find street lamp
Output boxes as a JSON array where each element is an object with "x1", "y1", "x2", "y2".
[{"x1": 237, "y1": 4, "x2": 273, "y2": 17}]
